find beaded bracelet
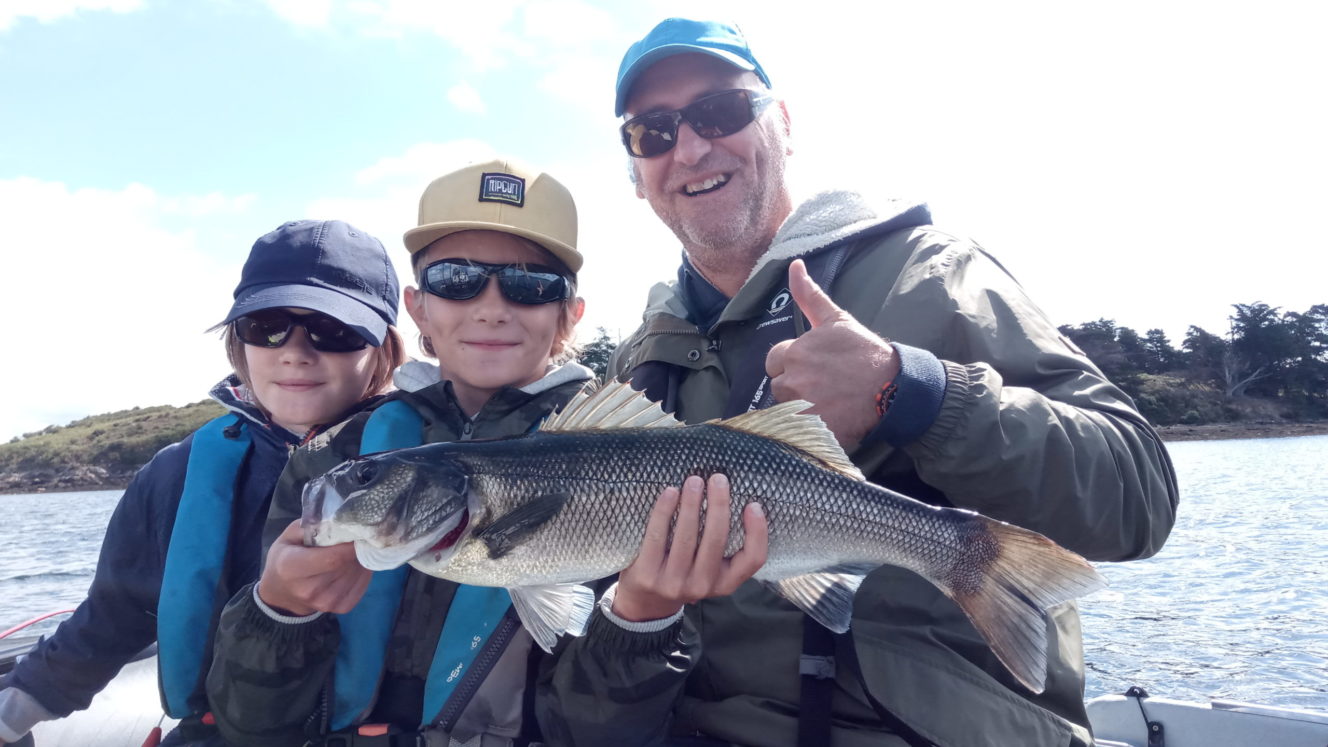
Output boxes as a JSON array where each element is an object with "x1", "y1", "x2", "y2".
[{"x1": 874, "y1": 381, "x2": 898, "y2": 418}]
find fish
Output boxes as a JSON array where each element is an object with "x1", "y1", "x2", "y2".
[{"x1": 302, "y1": 381, "x2": 1106, "y2": 693}]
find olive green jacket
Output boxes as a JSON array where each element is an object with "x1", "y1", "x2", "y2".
[{"x1": 538, "y1": 191, "x2": 1178, "y2": 747}]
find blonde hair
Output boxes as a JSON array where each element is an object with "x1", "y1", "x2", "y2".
[{"x1": 224, "y1": 325, "x2": 407, "y2": 402}]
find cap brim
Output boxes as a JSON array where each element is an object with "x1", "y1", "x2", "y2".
[
  {"x1": 615, "y1": 44, "x2": 757, "y2": 116},
  {"x1": 219, "y1": 285, "x2": 390, "y2": 346},
  {"x1": 403, "y1": 222, "x2": 583, "y2": 274}
]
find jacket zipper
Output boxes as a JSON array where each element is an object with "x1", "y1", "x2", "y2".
[{"x1": 433, "y1": 614, "x2": 521, "y2": 732}]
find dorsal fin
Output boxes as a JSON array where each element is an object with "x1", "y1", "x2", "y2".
[
  {"x1": 712, "y1": 402, "x2": 865, "y2": 481},
  {"x1": 540, "y1": 380, "x2": 683, "y2": 432}
]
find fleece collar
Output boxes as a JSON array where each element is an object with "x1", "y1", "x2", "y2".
[{"x1": 745, "y1": 190, "x2": 930, "y2": 283}]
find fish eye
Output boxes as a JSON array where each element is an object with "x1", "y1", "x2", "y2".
[{"x1": 353, "y1": 461, "x2": 379, "y2": 485}]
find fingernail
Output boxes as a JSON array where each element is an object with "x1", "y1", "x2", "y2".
[{"x1": 748, "y1": 501, "x2": 765, "y2": 517}]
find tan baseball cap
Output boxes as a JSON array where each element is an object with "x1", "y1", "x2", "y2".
[{"x1": 403, "y1": 158, "x2": 582, "y2": 273}]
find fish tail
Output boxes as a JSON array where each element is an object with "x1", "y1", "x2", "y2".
[{"x1": 944, "y1": 518, "x2": 1106, "y2": 694}]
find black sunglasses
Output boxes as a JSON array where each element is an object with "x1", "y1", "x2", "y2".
[
  {"x1": 421, "y1": 259, "x2": 570, "y2": 305},
  {"x1": 620, "y1": 88, "x2": 774, "y2": 158},
  {"x1": 233, "y1": 309, "x2": 370, "y2": 353}
]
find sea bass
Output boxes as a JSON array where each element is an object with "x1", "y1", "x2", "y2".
[{"x1": 302, "y1": 382, "x2": 1105, "y2": 693}]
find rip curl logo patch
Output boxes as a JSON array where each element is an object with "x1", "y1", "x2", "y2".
[
  {"x1": 479, "y1": 173, "x2": 525, "y2": 206},
  {"x1": 768, "y1": 288, "x2": 792, "y2": 315}
]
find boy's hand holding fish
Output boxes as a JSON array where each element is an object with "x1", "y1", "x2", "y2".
[
  {"x1": 258, "y1": 520, "x2": 373, "y2": 616},
  {"x1": 612, "y1": 474, "x2": 768, "y2": 622}
]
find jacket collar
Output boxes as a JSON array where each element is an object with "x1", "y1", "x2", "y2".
[
  {"x1": 647, "y1": 191, "x2": 932, "y2": 325},
  {"x1": 745, "y1": 190, "x2": 930, "y2": 283}
]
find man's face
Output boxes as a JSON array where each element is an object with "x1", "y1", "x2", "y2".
[{"x1": 625, "y1": 53, "x2": 792, "y2": 284}]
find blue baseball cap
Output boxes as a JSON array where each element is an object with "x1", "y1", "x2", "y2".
[
  {"x1": 219, "y1": 220, "x2": 400, "y2": 346},
  {"x1": 615, "y1": 18, "x2": 771, "y2": 117}
]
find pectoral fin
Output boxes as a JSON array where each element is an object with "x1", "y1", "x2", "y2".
[
  {"x1": 473, "y1": 493, "x2": 569, "y2": 559},
  {"x1": 508, "y1": 583, "x2": 595, "y2": 653},
  {"x1": 761, "y1": 565, "x2": 873, "y2": 633}
]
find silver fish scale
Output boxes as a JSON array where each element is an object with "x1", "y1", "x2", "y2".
[{"x1": 419, "y1": 424, "x2": 971, "y2": 590}]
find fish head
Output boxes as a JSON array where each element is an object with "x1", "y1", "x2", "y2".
[{"x1": 301, "y1": 448, "x2": 474, "y2": 571}]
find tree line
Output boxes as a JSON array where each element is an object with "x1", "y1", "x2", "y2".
[
  {"x1": 579, "y1": 300, "x2": 1328, "y2": 428},
  {"x1": 1059, "y1": 302, "x2": 1328, "y2": 425}
]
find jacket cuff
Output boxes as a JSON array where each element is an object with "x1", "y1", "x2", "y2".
[
  {"x1": 252, "y1": 582, "x2": 325, "y2": 625},
  {"x1": 596, "y1": 582, "x2": 684, "y2": 633},
  {"x1": 862, "y1": 342, "x2": 946, "y2": 447},
  {"x1": 0, "y1": 686, "x2": 56, "y2": 742},
  {"x1": 584, "y1": 584, "x2": 687, "y2": 654}
]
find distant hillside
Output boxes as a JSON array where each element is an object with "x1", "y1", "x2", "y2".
[{"x1": 1, "y1": 401, "x2": 225, "y2": 494}]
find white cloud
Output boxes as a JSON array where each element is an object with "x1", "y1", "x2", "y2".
[
  {"x1": 0, "y1": 0, "x2": 143, "y2": 31},
  {"x1": 353, "y1": 140, "x2": 497, "y2": 186},
  {"x1": 0, "y1": 178, "x2": 236, "y2": 441},
  {"x1": 446, "y1": 82, "x2": 487, "y2": 115},
  {"x1": 258, "y1": 0, "x2": 333, "y2": 28}
]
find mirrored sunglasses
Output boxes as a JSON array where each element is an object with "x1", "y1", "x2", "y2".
[
  {"x1": 421, "y1": 259, "x2": 570, "y2": 305},
  {"x1": 233, "y1": 309, "x2": 370, "y2": 353},
  {"x1": 620, "y1": 88, "x2": 774, "y2": 159}
]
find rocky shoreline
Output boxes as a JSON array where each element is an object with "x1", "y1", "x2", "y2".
[
  {"x1": 1154, "y1": 420, "x2": 1328, "y2": 442},
  {"x1": 3, "y1": 421, "x2": 1326, "y2": 496}
]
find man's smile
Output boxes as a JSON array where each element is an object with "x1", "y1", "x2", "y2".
[{"x1": 682, "y1": 173, "x2": 731, "y2": 196}]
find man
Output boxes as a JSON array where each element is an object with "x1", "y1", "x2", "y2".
[{"x1": 539, "y1": 17, "x2": 1178, "y2": 747}]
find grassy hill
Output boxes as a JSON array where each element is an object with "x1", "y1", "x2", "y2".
[{"x1": 1, "y1": 401, "x2": 226, "y2": 494}]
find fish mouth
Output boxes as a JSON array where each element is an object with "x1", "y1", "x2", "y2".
[
  {"x1": 301, "y1": 473, "x2": 344, "y2": 546},
  {"x1": 353, "y1": 504, "x2": 471, "y2": 572}
]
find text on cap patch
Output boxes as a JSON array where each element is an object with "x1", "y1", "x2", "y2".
[{"x1": 478, "y1": 173, "x2": 525, "y2": 207}]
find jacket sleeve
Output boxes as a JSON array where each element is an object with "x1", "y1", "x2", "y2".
[
  {"x1": 206, "y1": 583, "x2": 339, "y2": 746},
  {"x1": 857, "y1": 232, "x2": 1178, "y2": 561},
  {"x1": 1, "y1": 440, "x2": 190, "y2": 719},
  {"x1": 537, "y1": 603, "x2": 698, "y2": 747}
]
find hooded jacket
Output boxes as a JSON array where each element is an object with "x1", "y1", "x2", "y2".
[
  {"x1": 538, "y1": 191, "x2": 1178, "y2": 747},
  {"x1": 0, "y1": 377, "x2": 324, "y2": 744},
  {"x1": 207, "y1": 362, "x2": 594, "y2": 747}
]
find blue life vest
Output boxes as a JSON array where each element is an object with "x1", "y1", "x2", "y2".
[
  {"x1": 330, "y1": 399, "x2": 513, "y2": 730},
  {"x1": 158, "y1": 415, "x2": 253, "y2": 718}
]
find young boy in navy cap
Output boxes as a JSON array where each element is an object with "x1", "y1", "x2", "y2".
[{"x1": 0, "y1": 220, "x2": 405, "y2": 746}]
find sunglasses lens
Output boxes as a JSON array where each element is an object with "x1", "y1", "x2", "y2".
[
  {"x1": 234, "y1": 310, "x2": 292, "y2": 348},
  {"x1": 233, "y1": 310, "x2": 367, "y2": 352},
  {"x1": 302, "y1": 313, "x2": 369, "y2": 352},
  {"x1": 686, "y1": 90, "x2": 756, "y2": 138},
  {"x1": 622, "y1": 114, "x2": 679, "y2": 158},
  {"x1": 424, "y1": 261, "x2": 488, "y2": 300},
  {"x1": 498, "y1": 267, "x2": 569, "y2": 305},
  {"x1": 620, "y1": 90, "x2": 760, "y2": 158}
]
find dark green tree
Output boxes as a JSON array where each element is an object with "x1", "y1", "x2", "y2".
[
  {"x1": 577, "y1": 327, "x2": 618, "y2": 379},
  {"x1": 1143, "y1": 329, "x2": 1181, "y2": 373},
  {"x1": 1182, "y1": 325, "x2": 1228, "y2": 384},
  {"x1": 1228, "y1": 303, "x2": 1296, "y2": 398}
]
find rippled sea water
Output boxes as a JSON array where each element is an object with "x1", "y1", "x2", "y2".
[
  {"x1": 1080, "y1": 434, "x2": 1328, "y2": 710},
  {"x1": 2, "y1": 435, "x2": 1326, "y2": 710}
]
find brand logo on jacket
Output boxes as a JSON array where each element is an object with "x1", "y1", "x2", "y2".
[{"x1": 768, "y1": 288, "x2": 791, "y2": 315}]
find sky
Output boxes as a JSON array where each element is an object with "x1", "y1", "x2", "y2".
[{"x1": 2, "y1": 0, "x2": 1326, "y2": 442}]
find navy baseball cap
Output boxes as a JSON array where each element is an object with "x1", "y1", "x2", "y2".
[
  {"x1": 615, "y1": 18, "x2": 771, "y2": 116},
  {"x1": 219, "y1": 220, "x2": 400, "y2": 346}
]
